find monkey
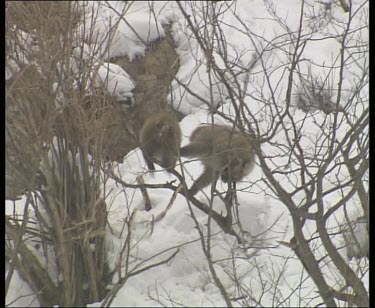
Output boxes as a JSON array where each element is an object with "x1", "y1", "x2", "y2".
[
  {"x1": 139, "y1": 112, "x2": 182, "y2": 172},
  {"x1": 180, "y1": 124, "x2": 255, "y2": 195}
]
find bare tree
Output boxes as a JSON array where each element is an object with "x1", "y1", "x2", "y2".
[{"x1": 167, "y1": 0, "x2": 368, "y2": 306}]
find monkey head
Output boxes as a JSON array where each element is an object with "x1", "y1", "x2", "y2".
[{"x1": 221, "y1": 155, "x2": 255, "y2": 183}]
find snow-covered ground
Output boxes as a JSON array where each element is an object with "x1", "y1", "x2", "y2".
[{"x1": 6, "y1": 0, "x2": 368, "y2": 306}]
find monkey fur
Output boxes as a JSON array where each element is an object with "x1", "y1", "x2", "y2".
[
  {"x1": 180, "y1": 124, "x2": 255, "y2": 195},
  {"x1": 139, "y1": 112, "x2": 181, "y2": 172}
]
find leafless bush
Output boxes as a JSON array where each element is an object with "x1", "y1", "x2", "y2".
[
  {"x1": 6, "y1": 2, "x2": 185, "y2": 306},
  {"x1": 5, "y1": 1, "x2": 131, "y2": 306},
  {"x1": 6, "y1": 2, "x2": 111, "y2": 305}
]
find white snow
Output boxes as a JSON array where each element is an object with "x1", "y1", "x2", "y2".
[
  {"x1": 94, "y1": 62, "x2": 135, "y2": 103},
  {"x1": 6, "y1": 269, "x2": 40, "y2": 307}
]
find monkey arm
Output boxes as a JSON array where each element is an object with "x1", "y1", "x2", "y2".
[
  {"x1": 141, "y1": 148, "x2": 155, "y2": 171},
  {"x1": 161, "y1": 152, "x2": 177, "y2": 171},
  {"x1": 180, "y1": 143, "x2": 209, "y2": 157},
  {"x1": 180, "y1": 144, "x2": 195, "y2": 157}
]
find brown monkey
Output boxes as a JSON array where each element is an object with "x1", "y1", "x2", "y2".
[
  {"x1": 180, "y1": 124, "x2": 255, "y2": 195},
  {"x1": 139, "y1": 112, "x2": 181, "y2": 172}
]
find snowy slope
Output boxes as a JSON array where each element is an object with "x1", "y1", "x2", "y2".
[{"x1": 6, "y1": 0, "x2": 368, "y2": 307}]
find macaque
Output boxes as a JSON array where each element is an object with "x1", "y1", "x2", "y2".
[
  {"x1": 180, "y1": 124, "x2": 255, "y2": 195},
  {"x1": 139, "y1": 112, "x2": 181, "y2": 172}
]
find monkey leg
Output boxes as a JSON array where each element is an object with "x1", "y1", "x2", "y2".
[
  {"x1": 221, "y1": 157, "x2": 236, "y2": 183},
  {"x1": 224, "y1": 181, "x2": 237, "y2": 228},
  {"x1": 224, "y1": 182, "x2": 237, "y2": 207},
  {"x1": 189, "y1": 167, "x2": 219, "y2": 195},
  {"x1": 221, "y1": 168, "x2": 229, "y2": 182},
  {"x1": 224, "y1": 181, "x2": 236, "y2": 202}
]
